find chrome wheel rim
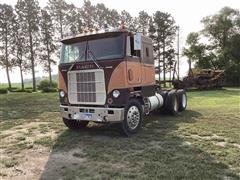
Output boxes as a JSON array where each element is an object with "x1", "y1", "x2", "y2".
[
  {"x1": 127, "y1": 106, "x2": 140, "y2": 130},
  {"x1": 182, "y1": 94, "x2": 187, "y2": 108}
]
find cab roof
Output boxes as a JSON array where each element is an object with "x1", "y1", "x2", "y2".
[{"x1": 61, "y1": 28, "x2": 129, "y2": 44}]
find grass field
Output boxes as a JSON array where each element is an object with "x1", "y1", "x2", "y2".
[
  {"x1": 0, "y1": 88, "x2": 240, "y2": 179},
  {"x1": 0, "y1": 82, "x2": 33, "y2": 89}
]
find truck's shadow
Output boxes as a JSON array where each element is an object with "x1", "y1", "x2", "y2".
[{"x1": 40, "y1": 110, "x2": 239, "y2": 179}]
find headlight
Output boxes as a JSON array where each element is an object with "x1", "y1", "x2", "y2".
[
  {"x1": 112, "y1": 90, "x2": 120, "y2": 98},
  {"x1": 59, "y1": 90, "x2": 65, "y2": 98}
]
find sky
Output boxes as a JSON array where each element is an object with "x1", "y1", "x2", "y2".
[{"x1": 0, "y1": 0, "x2": 239, "y2": 83}]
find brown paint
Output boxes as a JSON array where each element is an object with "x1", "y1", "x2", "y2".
[
  {"x1": 58, "y1": 30, "x2": 157, "y2": 105},
  {"x1": 142, "y1": 64, "x2": 155, "y2": 84},
  {"x1": 58, "y1": 69, "x2": 67, "y2": 92},
  {"x1": 126, "y1": 61, "x2": 142, "y2": 85},
  {"x1": 107, "y1": 61, "x2": 128, "y2": 93},
  {"x1": 107, "y1": 60, "x2": 156, "y2": 93}
]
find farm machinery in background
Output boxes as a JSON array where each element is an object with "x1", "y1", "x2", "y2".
[
  {"x1": 155, "y1": 57, "x2": 225, "y2": 90},
  {"x1": 172, "y1": 68, "x2": 225, "y2": 90}
]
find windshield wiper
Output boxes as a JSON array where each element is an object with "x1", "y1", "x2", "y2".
[
  {"x1": 68, "y1": 41, "x2": 102, "y2": 72},
  {"x1": 86, "y1": 41, "x2": 102, "y2": 69},
  {"x1": 68, "y1": 51, "x2": 85, "y2": 72}
]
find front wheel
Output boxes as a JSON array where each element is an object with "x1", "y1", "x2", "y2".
[
  {"x1": 63, "y1": 118, "x2": 89, "y2": 129},
  {"x1": 121, "y1": 99, "x2": 143, "y2": 136}
]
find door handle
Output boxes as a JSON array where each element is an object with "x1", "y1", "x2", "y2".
[{"x1": 128, "y1": 69, "x2": 133, "y2": 81}]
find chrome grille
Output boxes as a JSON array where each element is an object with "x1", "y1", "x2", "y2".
[
  {"x1": 76, "y1": 72, "x2": 96, "y2": 102},
  {"x1": 68, "y1": 69, "x2": 106, "y2": 105}
]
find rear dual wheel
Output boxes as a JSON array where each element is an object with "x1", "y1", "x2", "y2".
[
  {"x1": 165, "y1": 90, "x2": 179, "y2": 115},
  {"x1": 177, "y1": 89, "x2": 187, "y2": 111},
  {"x1": 165, "y1": 89, "x2": 187, "y2": 115}
]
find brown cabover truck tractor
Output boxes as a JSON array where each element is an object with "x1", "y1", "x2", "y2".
[{"x1": 58, "y1": 27, "x2": 187, "y2": 136}]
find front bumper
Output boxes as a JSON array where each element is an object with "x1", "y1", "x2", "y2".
[{"x1": 60, "y1": 105, "x2": 124, "y2": 123}]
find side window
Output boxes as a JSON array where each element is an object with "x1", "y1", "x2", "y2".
[
  {"x1": 126, "y1": 36, "x2": 141, "y2": 58},
  {"x1": 126, "y1": 36, "x2": 131, "y2": 56},
  {"x1": 146, "y1": 47, "x2": 149, "y2": 57},
  {"x1": 142, "y1": 44, "x2": 153, "y2": 64}
]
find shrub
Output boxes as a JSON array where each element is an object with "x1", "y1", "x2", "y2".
[
  {"x1": 38, "y1": 79, "x2": 57, "y2": 93},
  {"x1": 25, "y1": 87, "x2": 33, "y2": 90},
  {"x1": 8, "y1": 87, "x2": 18, "y2": 91},
  {"x1": 25, "y1": 89, "x2": 32, "y2": 93},
  {"x1": 0, "y1": 88, "x2": 8, "y2": 94},
  {"x1": 9, "y1": 87, "x2": 26, "y2": 92},
  {"x1": 42, "y1": 87, "x2": 57, "y2": 93}
]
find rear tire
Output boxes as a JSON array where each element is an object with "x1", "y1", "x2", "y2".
[
  {"x1": 63, "y1": 118, "x2": 89, "y2": 129},
  {"x1": 121, "y1": 99, "x2": 143, "y2": 136},
  {"x1": 165, "y1": 90, "x2": 179, "y2": 116},
  {"x1": 177, "y1": 89, "x2": 187, "y2": 111}
]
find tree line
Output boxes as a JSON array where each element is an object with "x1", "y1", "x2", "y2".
[
  {"x1": 183, "y1": 7, "x2": 240, "y2": 85},
  {"x1": 0, "y1": 0, "x2": 179, "y2": 90},
  {"x1": 1, "y1": 0, "x2": 238, "y2": 91}
]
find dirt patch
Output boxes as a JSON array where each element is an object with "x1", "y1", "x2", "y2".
[
  {"x1": 214, "y1": 141, "x2": 227, "y2": 147},
  {"x1": 148, "y1": 140, "x2": 164, "y2": 149},
  {"x1": 40, "y1": 148, "x2": 86, "y2": 180},
  {"x1": 232, "y1": 143, "x2": 240, "y2": 149},
  {"x1": 0, "y1": 119, "x2": 88, "y2": 179},
  {"x1": 1, "y1": 147, "x2": 49, "y2": 180},
  {"x1": 182, "y1": 141, "x2": 192, "y2": 146},
  {"x1": 1, "y1": 122, "x2": 58, "y2": 151},
  {"x1": 1, "y1": 146, "x2": 86, "y2": 180},
  {"x1": 190, "y1": 134, "x2": 226, "y2": 141}
]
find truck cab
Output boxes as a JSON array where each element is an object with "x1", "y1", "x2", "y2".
[{"x1": 58, "y1": 28, "x2": 187, "y2": 136}]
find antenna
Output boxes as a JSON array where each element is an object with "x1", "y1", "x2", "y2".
[{"x1": 177, "y1": 26, "x2": 180, "y2": 80}]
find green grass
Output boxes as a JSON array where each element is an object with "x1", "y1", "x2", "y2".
[
  {"x1": 0, "y1": 88, "x2": 239, "y2": 179},
  {"x1": 0, "y1": 82, "x2": 32, "y2": 89},
  {"x1": 0, "y1": 158, "x2": 18, "y2": 168},
  {"x1": 34, "y1": 136, "x2": 55, "y2": 147},
  {"x1": 0, "y1": 92, "x2": 59, "y2": 130}
]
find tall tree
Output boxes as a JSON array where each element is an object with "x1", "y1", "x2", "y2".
[
  {"x1": 149, "y1": 17, "x2": 161, "y2": 81},
  {"x1": 95, "y1": 3, "x2": 109, "y2": 29},
  {"x1": 120, "y1": 10, "x2": 136, "y2": 31},
  {"x1": 66, "y1": 4, "x2": 83, "y2": 35},
  {"x1": 149, "y1": 11, "x2": 177, "y2": 86},
  {"x1": 201, "y1": 7, "x2": 240, "y2": 69},
  {"x1": 0, "y1": 4, "x2": 15, "y2": 89},
  {"x1": 107, "y1": 9, "x2": 120, "y2": 27},
  {"x1": 80, "y1": 0, "x2": 96, "y2": 29},
  {"x1": 137, "y1": 11, "x2": 150, "y2": 34},
  {"x1": 182, "y1": 32, "x2": 205, "y2": 74},
  {"x1": 227, "y1": 33, "x2": 240, "y2": 84},
  {"x1": 47, "y1": 0, "x2": 68, "y2": 39},
  {"x1": 197, "y1": 7, "x2": 239, "y2": 84},
  {"x1": 15, "y1": 0, "x2": 40, "y2": 91},
  {"x1": 40, "y1": 9, "x2": 56, "y2": 85},
  {"x1": 12, "y1": 15, "x2": 28, "y2": 90}
]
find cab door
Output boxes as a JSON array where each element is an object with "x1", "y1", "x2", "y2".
[
  {"x1": 141, "y1": 40, "x2": 155, "y2": 85},
  {"x1": 126, "y1": 57, "x2": 142, "y2": 85},
  {"x1": 126, "y1": 35, "x2": 142, "y2": 85}
]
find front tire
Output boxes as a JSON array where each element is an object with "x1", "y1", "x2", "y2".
[
  {"x1": 63, "y1": 118, "x2": 89, "y2": 129},
  {"x1": 121, "y1": 99, "x2": 143, "y2": 136}
]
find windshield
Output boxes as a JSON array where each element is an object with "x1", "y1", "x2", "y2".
[{"x1": 60, "y1": 34, "x2": 125, "y2": 64}]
